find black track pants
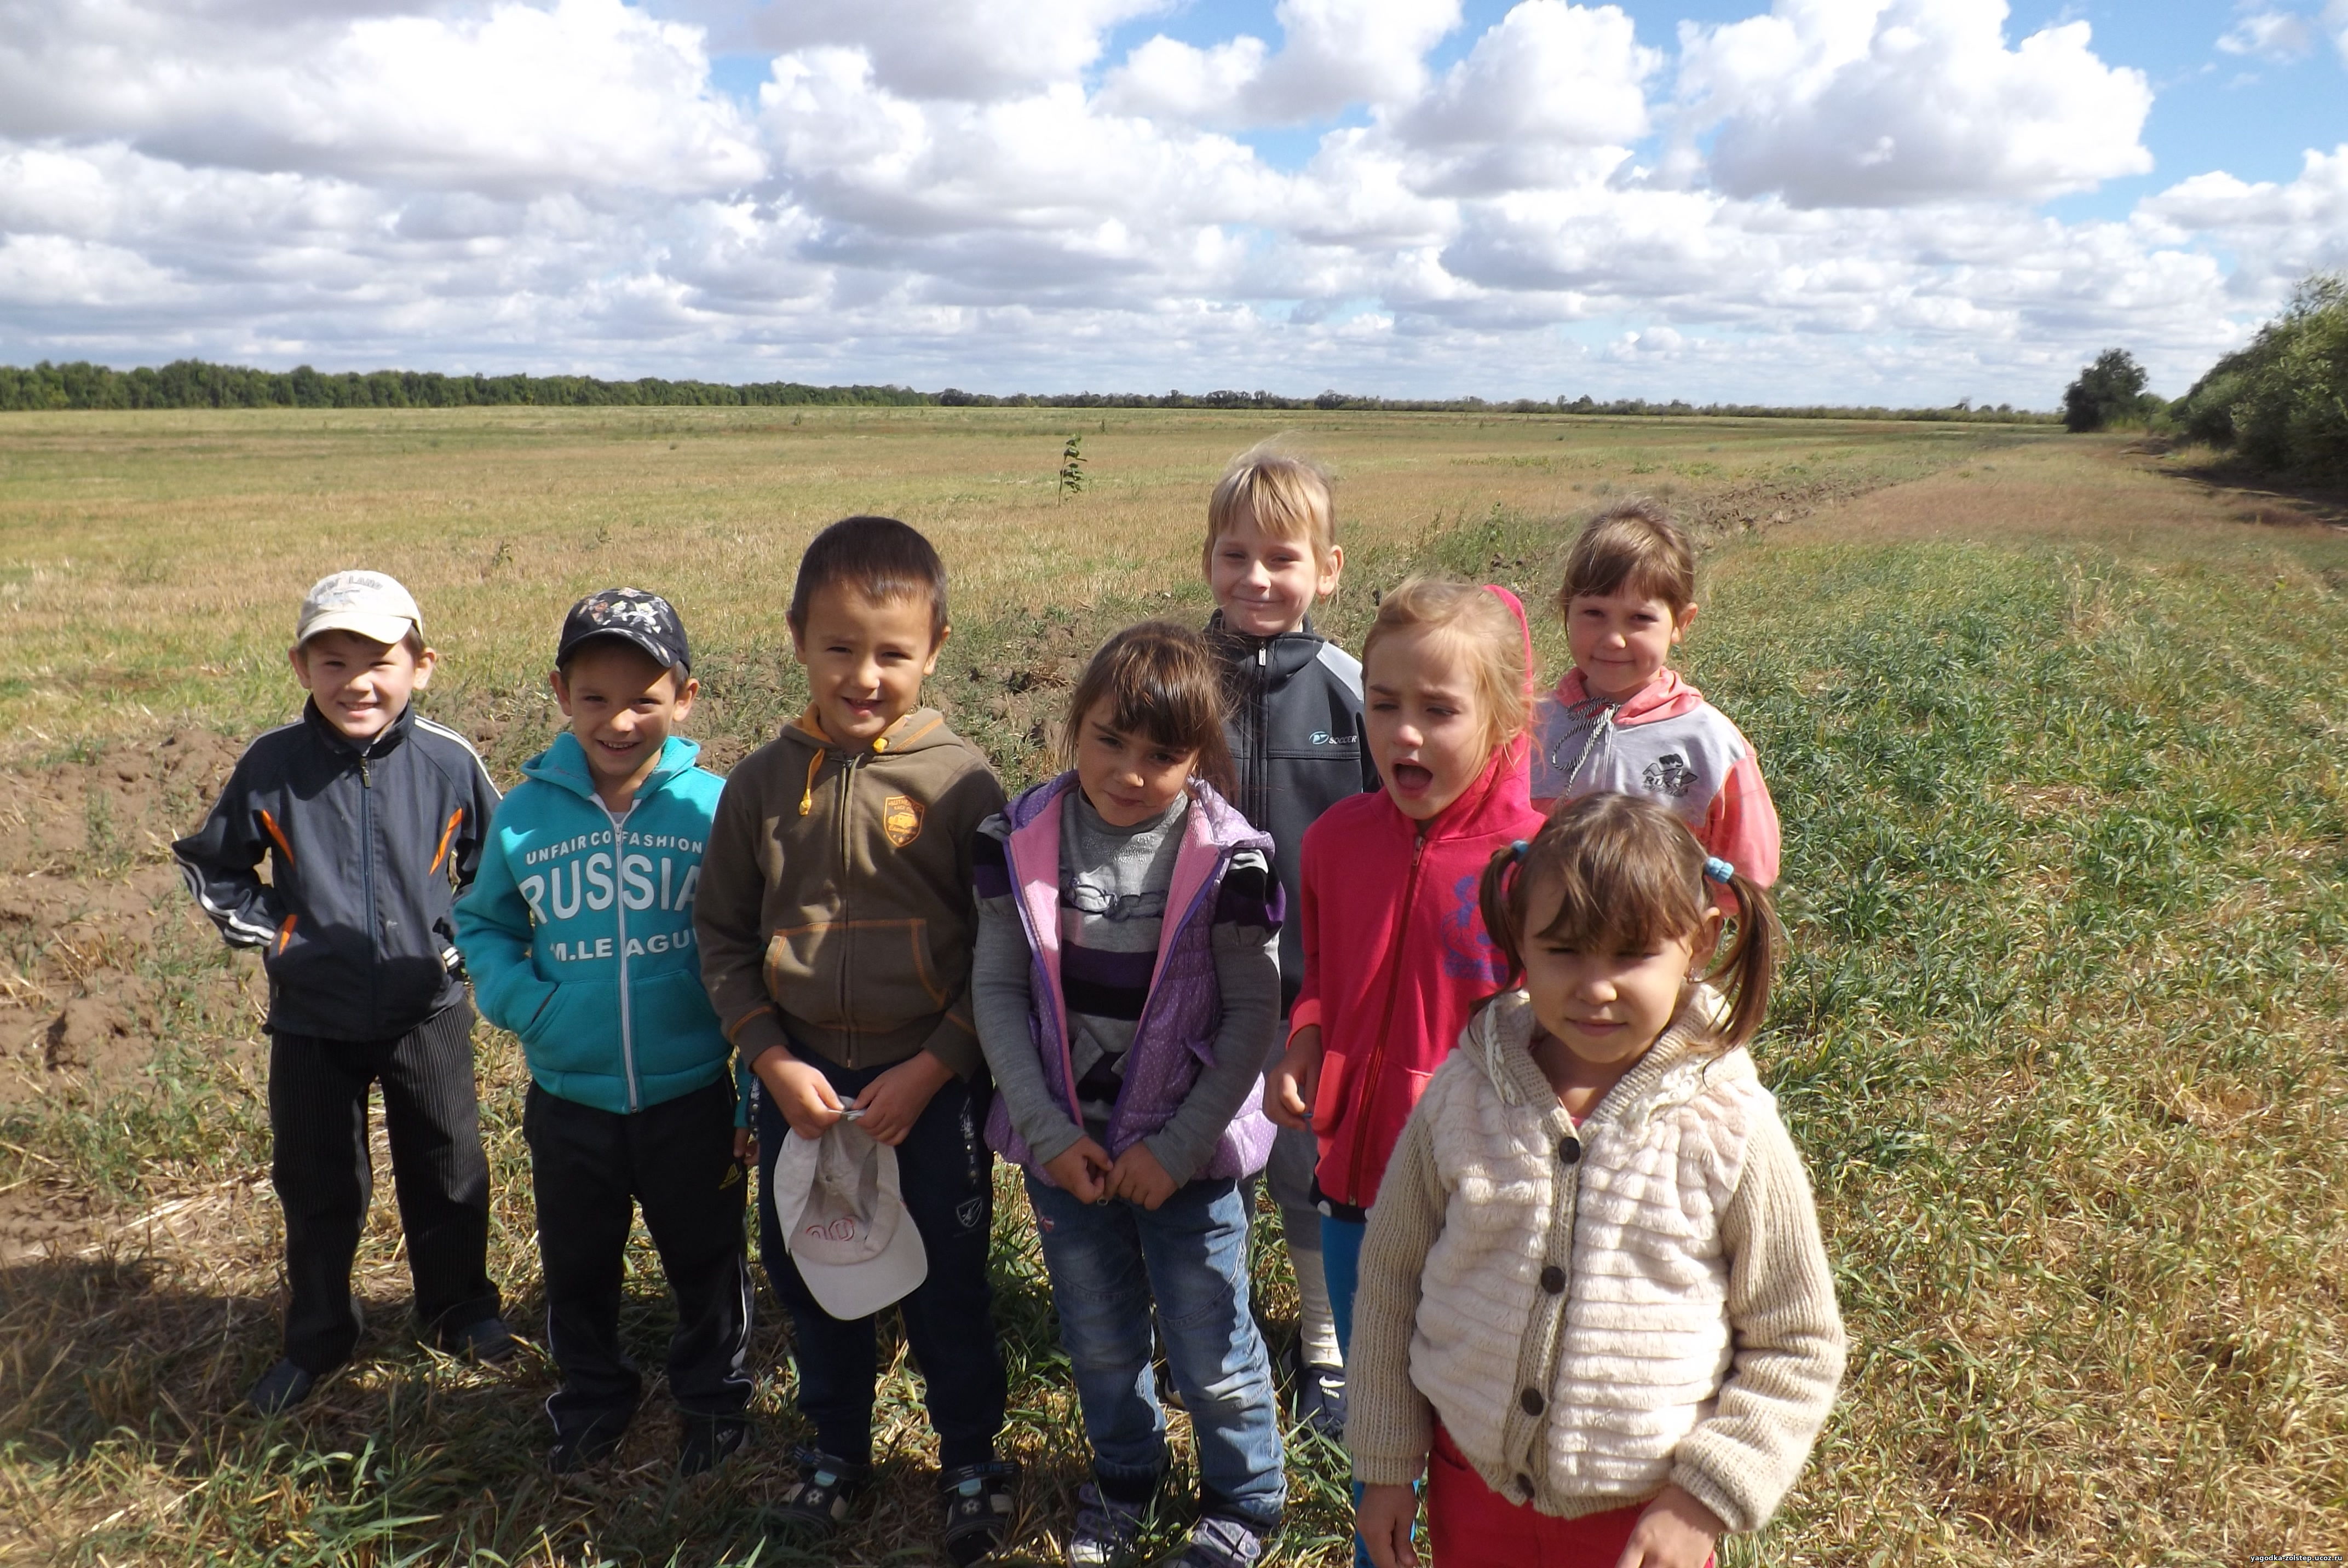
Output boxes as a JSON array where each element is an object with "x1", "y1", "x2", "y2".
[{"x1": 268, "y1": 1001, "x2": 499, "y2": 1373}]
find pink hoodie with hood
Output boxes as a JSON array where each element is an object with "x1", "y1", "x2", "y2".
[
  {"x1": 1287, "y1": 586, "x2": 1547, "y2": 1212},
  {"x1": 1529, "y1": 666, "x2": 1781, "y2": 887}
]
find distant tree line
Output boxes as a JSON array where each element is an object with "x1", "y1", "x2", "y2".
[
  {"x1": 0, "y1": 356, "x2": 2057, "y2": 423},
  {"x1": 0, "y1": 359, "x2": 933, "y2": 412},
  {"x1": 2064, "y1": 272, "x2": 2346, "y2": 480},
  {"x1": 939, "y1": 387, "x2": 2052, "y2": 422}
]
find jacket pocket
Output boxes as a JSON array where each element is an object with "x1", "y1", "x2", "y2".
[
  {"x1": 260, "y1": 914, "x2": 330, "y2": 989},
  {"x1": 520, "y1": 978, "x2": 623, "y2": 1075},
  {"x1": 1310, "y1": 1047, "x2": 1351, "y2": 1133},
  {"x1": 634, "y1": 965, "x2": 725, "y2": 1072}
]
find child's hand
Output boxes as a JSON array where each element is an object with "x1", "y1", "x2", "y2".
[
  {"x1": 1357, "y1": 1482, "x2": 1421, "y2": 1568},
  {"x1": 755, "y1": 1051, "x2": 845, "y2": 1141},
  {"x1": 1264, "y1": 1024, "x2": 1322, "y2": 1131},
  {"x1": 733, "y1": 1126, "x2": 757, "y2": 1166},
  {"x1": 850, "y1": 1051, "x2": 955, "y2": 1146},
  {"x1": 1107, "y1": 1144, "x2": 1177, "y2": 1210},
  {"x1": 1044, "y1": 1138, "x2": 1114, "y2": 1203},
  {"x1": 1614, "y1": 1485, "x2": 1724, "y2": 1568}
]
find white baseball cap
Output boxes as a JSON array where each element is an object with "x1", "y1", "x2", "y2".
[
  {"x1": 774, "y1": 1121, "x2": 928, "y2": 1319},
  {"x1": 296, "y1": 570, "x2": 423, "y2": 647}
]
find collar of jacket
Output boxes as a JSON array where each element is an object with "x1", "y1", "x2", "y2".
[
  {"x1": 1470, "y1": 985, "x2": 1751, "y2": 1133},
  {"x1": 521, "y1": 730, "x2": 701, "y2": 805},
  {"x1": 787, "y1": 704, "x2": 951, "y2": 758},
  {"x1": 1363, "y1": 731, "x2": 1534, "y2": 849},
  {"x1": 1203, "y1": 610, "x2": 1330, "y2": 683},
  {"x1": 302, "y1": 695, "x2": 417, "y2": 759},
  {"x1": 1551, "y1": 665, "x2": 1705, "y2": 725}
]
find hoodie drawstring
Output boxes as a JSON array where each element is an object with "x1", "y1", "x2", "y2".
[{"x1": 799, "y1": 748, "x2": 823, "y2": 816}]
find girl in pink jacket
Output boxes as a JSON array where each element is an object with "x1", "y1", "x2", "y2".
[
  {"x1": 1263, "y1": 579, "x2": 1547, "y2": 1363},
  {"x1": 1530, "y1": 499, "x2": 1780, "y2": 887}
]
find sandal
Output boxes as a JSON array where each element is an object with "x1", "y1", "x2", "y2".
[
  {"x1": 769, "y1": 1446, "x2": 871, "y2": 1541},
  {"x1": 939, "y1": 1459, "x2": 1020, "y2": 1566}
]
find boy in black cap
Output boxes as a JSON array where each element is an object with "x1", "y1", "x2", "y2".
[
  {"x1": 456, "y1": 589, "x2": 755, "y2": 1475},
  {"x1": 175, "y1": 569, "x2": 514, "y2": 1414}
]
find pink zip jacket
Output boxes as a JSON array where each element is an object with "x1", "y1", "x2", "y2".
[
  {"x1": 1287, "y1": 586, "x2": 1547, "y2": 1212},
  {"x1": 1529, "y1": 667, "x2": 1781, "y2": 887}
]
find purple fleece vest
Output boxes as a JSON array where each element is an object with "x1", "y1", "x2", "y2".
[{"x1": 982, "y1": 773, "x2": 1279, "y2": 1186}]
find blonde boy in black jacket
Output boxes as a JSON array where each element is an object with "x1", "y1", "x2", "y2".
[
  {"x1": 1200, "y1": 448, "x2": 1379, "y2": 1438},
  {"x1": 175, "y1": 570, "x2": 513, "y2": 1413}
]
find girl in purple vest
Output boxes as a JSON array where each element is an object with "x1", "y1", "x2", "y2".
[{"x1": 972, "y1": 621, "x2": 1286, "y2": 1568}]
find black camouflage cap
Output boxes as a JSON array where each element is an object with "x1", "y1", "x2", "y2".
[{"x1": 556, "y1": 588, "x2": 691, "y2": 673}]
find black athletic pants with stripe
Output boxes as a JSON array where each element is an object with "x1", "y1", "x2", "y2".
[
  {"x1": 523, "y1": 1078, "x2": 754, "y2": 1444},
  {"x1": 269, "y1": 1000, "x2": 501, "y2": 1374}
]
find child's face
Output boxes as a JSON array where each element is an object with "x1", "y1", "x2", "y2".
[
  {"x1": 1073, "y1": 700, "x2": 1196, "y2": 828},
  {"x1": 1207, "y1": 506, "x2": 1342, "y2": 639},
  {"x1": 1566, "y1": 589, "x2": 1696, "y2": 702},
  {"x1": 290, "y1": 629, "x2": 434, "y2": 743},
  {"x1": 552, "y1": 641, "x2": 697, "y2": 806},
  {"x1": 1518, "y1": 874, "x2": 1719, "y2": 1080},
  {"x1": 790, "y1": 584, "x2": 943, "y2": 748},
  {"x1": 1364, "y1": 625, "x2": 1488, "y2": 822}
]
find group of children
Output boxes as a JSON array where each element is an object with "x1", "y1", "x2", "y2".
[{"x1": 174, "y1": 450, "x2": 1844, "y2": 1568}]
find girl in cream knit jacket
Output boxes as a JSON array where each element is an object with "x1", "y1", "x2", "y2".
[{"x1": 1349, "y1": 794, "x2": 1843, "y2": 1568}]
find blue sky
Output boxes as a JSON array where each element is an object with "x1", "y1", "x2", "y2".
[{"x1": 2, "y1": 0, "x2": 2343, "y2": 403}]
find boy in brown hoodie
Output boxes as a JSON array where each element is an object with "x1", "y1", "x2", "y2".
[{"x1": 696, "y1": 516, "x2": 1012, "y2": 1563}]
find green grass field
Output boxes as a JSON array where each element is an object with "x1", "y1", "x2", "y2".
[{"x1": 1, "y1": 409, "x2": 2342, "y2": 1565}]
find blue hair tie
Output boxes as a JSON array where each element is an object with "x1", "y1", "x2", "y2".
[
  {"x1": 1702, "y1": 856, "x2": 1735, "y2": 885},
  {"x1": 1510, "y1": 839, "x2": 1530, "y2": 861}
]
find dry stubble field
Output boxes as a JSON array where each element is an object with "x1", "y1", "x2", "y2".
[{"x1": 0, "y1": 406, "x2": 2342, "y2": 1566}]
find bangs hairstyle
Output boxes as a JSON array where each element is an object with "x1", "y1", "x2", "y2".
[
  {"x1": 788, "y1": 515, "x2": 949, "y2": 642},
  {"x1": 1557, "y1": 498, "x2": 1696, "y2": 612},
  {"x1": 1359, "y1": 577, "x2": 1530, "y2": 762},
  {"x1": 1061, "y1": 621, "x2": 1238, "y2": 799},
  {"x1": 1480, "y1": 793, "x2": 1781, "y2": 1051},
  {"x1": 1204, "y1": 445, "x2": 1336, "y2": 565}
]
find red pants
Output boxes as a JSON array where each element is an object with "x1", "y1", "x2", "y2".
[{"x1": 1425, "y1": 1425, "x2": 1713, "y2": 1567}]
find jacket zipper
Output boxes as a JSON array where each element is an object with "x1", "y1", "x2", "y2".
[
  {"x1": 1343, "y1": 828, "x2": 1428, "y2": 1204},
  {"x1": 608, "y1": 802, "x2": 639, "y2": 1112},
  {"x1": 835, "y1": 749, "x2": 859, "y2": 1042},
  {"x1": 359, "y1": 745, "x2": 377, "y2": 1022},
  {"x1": 1252, "y1": 642, "x2": 1269, "y2": 827}
]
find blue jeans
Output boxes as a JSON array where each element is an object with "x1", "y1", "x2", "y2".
[
  {"x1": 1321, "y1": 1214, "x2": 1366, "y2": 1359},
  {"x1": 1026, "y1": 1174, "x2": 1285, "y2": 1527},
  {"x1": 1321, "y1": 1214, "x2": 1374, "y2": 1568}
]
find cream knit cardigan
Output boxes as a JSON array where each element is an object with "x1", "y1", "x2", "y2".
[{"x1": 1346, "y1": 989, "x2": 1845, "y2": 1533}]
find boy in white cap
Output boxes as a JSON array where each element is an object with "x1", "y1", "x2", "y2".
[{"x1": 175, "y1": 569, "x2": 513, "y2": 1414}]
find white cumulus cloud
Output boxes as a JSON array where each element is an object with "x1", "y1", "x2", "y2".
[
  {"x1": 0, "y1": 0, "x2": 2336, "y2": 407},
  {"x1": 1679, "y1": 0, "x2": 2153, "y2": 207},
  {"x1": 1104, "y1": 0, "x2": 1461, "y2": 126}
]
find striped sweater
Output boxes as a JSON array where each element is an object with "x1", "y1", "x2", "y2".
[{"x1": 1346, "y1": 989, "x2": 1844, "y2": 1533}]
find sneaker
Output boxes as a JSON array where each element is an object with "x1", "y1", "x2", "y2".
[
  {"x1": 1291, "y1": 1350, "x2": 1346, "y2": 1442},
  {"x1": 940, "y1": 1459, "x2": 1020, "y2": 1566},
  {"x1": 1164, "y1": 1514, "x2": 1269, "y2": 1568},
  {"x1": 769, "y1": 1447, "x2": 871, "y2": 1542},
  {"x1": 1067, "y1": 1479, "x2": 1154, "y2": 1567},
  {"x1": 549, "y1": 1419, "x2": 628, "y2": 1477},
  {"x1": 678, "y1": 1415, "x2": 750, "y2": 1478},
  {"x1": 440, "y1": 1316, "x2": 522, "y2": 1363},
  {"x1": 245, "y1": 1358, "x2": 315, "y2": 1415}
]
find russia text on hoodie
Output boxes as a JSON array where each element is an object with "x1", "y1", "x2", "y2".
[{"x1": 456, "y1": 732, "x2": 734, "y2": 1116}]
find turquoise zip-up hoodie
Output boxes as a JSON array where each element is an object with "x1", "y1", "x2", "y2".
[{"x1": 456, "y1": 733, "x2": 739, "y2": 1116}]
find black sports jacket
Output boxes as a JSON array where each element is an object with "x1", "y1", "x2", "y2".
[
  {"x1": 174, "y1": 700, "x2": 500, "y2": 1040},
  {"x1": 1206, "y1": 612, "x2": 1383, "y2": 1017}
]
